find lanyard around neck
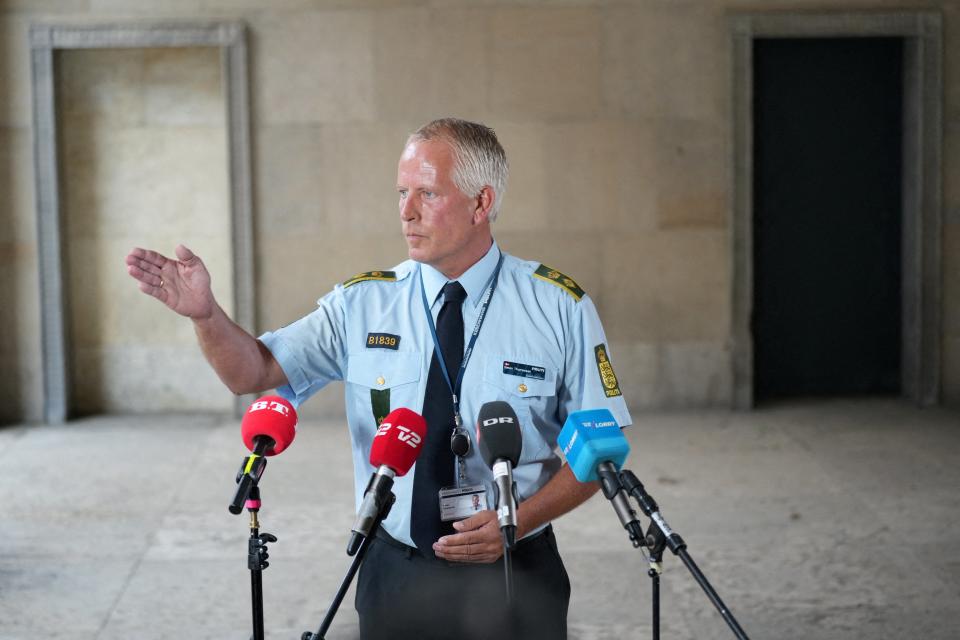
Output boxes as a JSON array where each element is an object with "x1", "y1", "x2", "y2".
[{"x1": 418, "y1": 252, "x2": 505, "y2": 424}]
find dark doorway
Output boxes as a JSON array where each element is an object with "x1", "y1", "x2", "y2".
[{"x1": 753, "y1": 38, "x2": 903, "y2": 401}]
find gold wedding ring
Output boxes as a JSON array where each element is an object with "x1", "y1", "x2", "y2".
[{"x1": 159, "y1": 278, "x2": 164, "y2": 288}]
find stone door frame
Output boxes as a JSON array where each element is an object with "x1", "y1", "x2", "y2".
[
  {"x1": 730, "y1": 12, "x2": 944, "y2": 408},
  {"x1": 30, "y1": 22, "x2": 254, "y2": 423}
]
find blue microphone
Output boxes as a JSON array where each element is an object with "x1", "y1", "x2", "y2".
[
  {"x1": 559, "y1": 408, "x2": 630, "y2": 482},
  {"x1": 559, "y1": 409, "x2": 644, "y2": 547}
]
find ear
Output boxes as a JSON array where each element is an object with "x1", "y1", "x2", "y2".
[{"x1": 471, "y1": 185, "x2": 495, "y2": 225}]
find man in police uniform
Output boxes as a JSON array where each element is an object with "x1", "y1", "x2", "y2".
[{"x1": 126, "y1": 118, "x2": 631, "y2": 639}]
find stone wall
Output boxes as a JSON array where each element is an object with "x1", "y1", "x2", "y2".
[{"x1": 1, "y1": 0, "x2": 957, "y2": 422}]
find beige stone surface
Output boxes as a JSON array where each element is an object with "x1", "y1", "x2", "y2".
[
  {"x1": 489, "y1": 7, "x2": 602, "y2": 120},
  {"x1": 541, "y1": 120, "x2": 658, "y2": 233},
  {"x1": 601, "y1": 230, "x2": 730, "y2": 342},
  {"x1": 657, "y1": 340, "x2": 732, "y2": 407},
  {"x1": 256, "y1": 232, "x2": 408, "y2": 332},
  {"x1": 255, "y1": 124, "x2": 326, "y2": 234},
  {"x1": 1, "y1": 0, "x2": 90, "y2": 10},
  {"x1": 0, "y1": 127, "x2": 35, "y2": 244},
  {"x1": 3, "y1": 0, "x2": 960, "y2": 419},
  {"x1": 491, "y1": 122, "x2": 548, "y2": 232},
  {"x1": 0, "y1": 354, "x2": 41, "y2": 423},
  {"x1": 602, "y1": 4, "x2": 726, "y2": 123},
  {"x1": 58, "y1": 47, "x2": 233, "y2": 415},
  {"x1": 61, "y1": 124, "x2": 229, "y2": 239},
  {"x1": 0, "y1": 16, "x2": 30, "y2": 128},
  {"x1": 372, "y1": 6, "x2": 489, "y2": 122},
  {"x1": 605, "y1": 339, "x2": 659, "y2": 408},
  {"x1": 653, "y1": 118, "x2": 729, "y2": 229},
  {"x1": 71, "y1": 345, "x2": 233, "y2": 414},
  {"x1": 320, "y1": 122, "x2": 419, "y2": 236},
  {"x1": 0, "y1": 242, "x2": 40, "y2": 355},
  {"x1": 252, "y1": 10, "x2": 376, "y2": 125},
  {"x1": 606, "y1": 339, "x2": 731, "y2": 408},
  {"x1": 143, "y1": 47, "x2": 223, "y2": 127},
  {"x1": 0, "y1": 243, "x2": 41, "y2": 423},
  {"x1": 57, "y1": 49, "x2": 148, "y2": 126}
]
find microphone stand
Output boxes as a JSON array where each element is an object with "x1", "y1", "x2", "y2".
[
  {"x1": 245, "y1": 486, "x2": 276, "y2": 640},
  {"x1": 301, "y1": 492, "x2": 396, "y2": 640},
  {"x1": 230, "y1": 442, "x2": 276, "y2": 640},
  {"x1": 619, "y1": 470, "x2": 750, "y2": 640},
  {"x1": 501, "y1": 530, "x2": 515, "y2": 606}
]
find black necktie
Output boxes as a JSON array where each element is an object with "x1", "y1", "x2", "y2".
[{"x1": 411, "y1": 281, "x2": 467, "y2": 555}]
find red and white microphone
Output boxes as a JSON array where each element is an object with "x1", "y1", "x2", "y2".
[
  {"x1": 241, "y1": 396, "x2": 298, "y2": 456},
  {"x1": 347, "y1": 408, "x2": 426, "y2": 555},
  {"x1": 229, "y1": 396, "x2": 298, "y2": 514}
]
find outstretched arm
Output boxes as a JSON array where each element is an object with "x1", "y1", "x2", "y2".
[{"x1": 125, "y1": 244, "x2": 287, "y2": 395}]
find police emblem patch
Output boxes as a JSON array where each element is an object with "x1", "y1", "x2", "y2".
[{"x1": 594, "y1": 344, "x2": 622, "y2": 398}]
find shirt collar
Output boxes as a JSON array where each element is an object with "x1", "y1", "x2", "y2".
[{"x1": 419, "y1": 241, "x2": 501, "y2": 309}]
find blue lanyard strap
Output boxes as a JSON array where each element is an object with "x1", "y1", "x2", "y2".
[{"x1": 419, "y1": 252, "x2": 505, "y2": 423}]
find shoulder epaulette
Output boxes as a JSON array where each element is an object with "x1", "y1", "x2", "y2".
[
  {"x1": 342, "y1": 270, "x2": 397, "y2": 288},
  {"x1": 532, "y1": 264, "x2": 585, "y2": 301}
]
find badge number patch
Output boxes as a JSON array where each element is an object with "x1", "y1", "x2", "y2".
[
  {"x1": 502, "y1": 361, "x2": 546, "y2": 380},
  {"x1": 366, "y1": 333, "x2": 400, "y2": 350},
  {"x1": 594, "y1": 344, "x2": 622, "y2": 398}
]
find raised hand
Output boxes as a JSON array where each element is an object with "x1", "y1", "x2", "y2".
[{"x1": 125, "y1": 245, "x2": 216, "y2": 320}]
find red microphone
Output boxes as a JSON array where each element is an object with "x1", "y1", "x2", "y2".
[
  {"x1": 241, "y1": 395, "x2": 298, "y2": 456},
  {"x1": 230, "y1": 396, "x2": 299, "y2": 514},
  {"x1": 347, "y1": 408, "x2": 427, "y2": 555}
]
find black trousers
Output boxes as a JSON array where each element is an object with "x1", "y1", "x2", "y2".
[{"x1": 355, "y1": 526, "x2": 570, "y2": 640}]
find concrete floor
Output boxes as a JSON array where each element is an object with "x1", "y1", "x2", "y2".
[{"x1": 1, "y1": 398, "x2": 958, "y2": 640}]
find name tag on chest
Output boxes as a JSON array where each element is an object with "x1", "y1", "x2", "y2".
[{"x1": 502, "y1": 360, "x2": 546, "y2": 380}]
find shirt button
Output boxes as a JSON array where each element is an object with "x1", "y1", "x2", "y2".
[
  {"x1": 518, "y1": 383, "x2": 528, "y2": 393},
  {"x1": 376, "y1": 376, "x2": 385, "y2": 386}
]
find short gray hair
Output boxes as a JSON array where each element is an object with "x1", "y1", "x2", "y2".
[{"x1": 407, "y1": 118, "x2": 509, "y2": 222}]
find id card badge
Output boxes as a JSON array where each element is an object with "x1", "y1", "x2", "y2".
[{"x1": 439, "y1": 484, "x2": 488, "y2": 522}]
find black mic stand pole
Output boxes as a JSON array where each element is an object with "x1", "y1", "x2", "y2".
[
  {"x1": 644, "y1": 518, "x2": 667, "y2": 640},
  {"x1": 230, "y1": 440, "x2": 276, "y2": 640},
  {"x1": 619, "y1": 470, "x2": 750, "y2": 640},
  {"x1": 247, "y1": 486, "x2": 276, "y2": 640},
  {"x1": 301, "y1": 494, "x2": 396, "y2": 640},
  {"x1": 501, "y1": 530, "x2": 515, "y2": 606}
]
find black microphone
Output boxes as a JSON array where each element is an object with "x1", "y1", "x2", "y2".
[{"x1": 477, "y1": 400, "x2": 522, "y2": 550}]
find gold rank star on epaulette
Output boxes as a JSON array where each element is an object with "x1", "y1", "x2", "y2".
[
  {"x1": 342, "y1": 270, "x2": 397, "y2": 288},
  {"x1": 533, "y1": 264, "x2": 585, "y2": 301}
]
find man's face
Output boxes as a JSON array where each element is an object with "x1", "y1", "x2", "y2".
[{"x1": 397, "y1": 139, "x2": 487, "y2": 277}]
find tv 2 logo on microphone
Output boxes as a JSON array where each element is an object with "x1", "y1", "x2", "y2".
[
  {"x1": 482, "y1": 417, "x2": 515, "y2": 426},
  {"x1": 249, "y1": 400, "x2": 292, "y2": 416},
  {"x1": 376, "y1": 422, "x2": 422, "y2": 448}
]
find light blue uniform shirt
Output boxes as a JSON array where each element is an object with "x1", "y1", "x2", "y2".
[{"x1": 259, "y1": 242, "x2": 632, "y2": 548}]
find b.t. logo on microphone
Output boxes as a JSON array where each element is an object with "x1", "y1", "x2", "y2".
[{"x1": 249, "y1": 399, "x2": 292, "y2": 417}]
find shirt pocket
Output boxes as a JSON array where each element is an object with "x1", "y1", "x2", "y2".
[
  {"x1": 346, "y1": 351, "x2": 422, "y2": 430},
  {"x1": 481, "y1": 355, "x2": 558, "y2": 463}
]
